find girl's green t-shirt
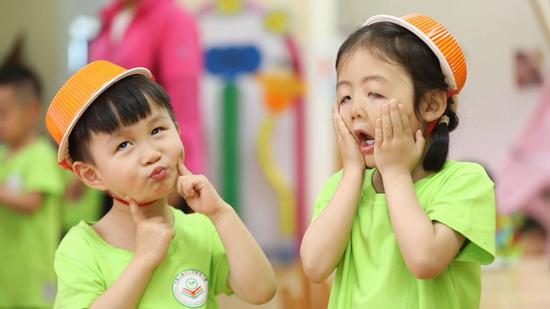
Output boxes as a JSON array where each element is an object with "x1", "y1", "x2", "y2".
[{"x1": 313, "y1": 161, "x2": 496, "y2": 309}]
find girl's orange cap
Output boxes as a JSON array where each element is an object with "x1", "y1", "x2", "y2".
[
  {"x1": 45, "y1": 60, "x2": 152, "y2": 170},
  {"x1": 364, "y1": 14, "x2": 467, "y2": 109}
]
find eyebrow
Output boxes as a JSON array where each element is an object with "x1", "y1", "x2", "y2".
[
  {"x1": 107, "y1": 113, "x2": 171, "y2": 142},
  {"x1": 336, "y1": 75, "x2": 388, "y2": 88}
]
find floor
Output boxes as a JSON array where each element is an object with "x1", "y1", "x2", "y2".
[{"x1": 218, "y1": 255, "x2": 550, "y2": 309}]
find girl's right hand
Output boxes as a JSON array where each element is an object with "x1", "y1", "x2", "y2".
[
  {"x1": 129, "y1": 198, "x2": 175, "y2": 268},
  {"x1": 333, "y1": 102, "x2": 365, "y2": 171}
]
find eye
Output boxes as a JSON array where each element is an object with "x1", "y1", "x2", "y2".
[
  {"x1": 151, "y1": 127, "x2": 165, "y2": 135},
  {"x1": 368, "y1": 92, "x2": 385, "y2": 99},
  {"x1": 339, "y1": 95, "x2": 351, "y2": 105},
  {"x1": 117, "y1": 141, "x2": 130, "y2": 151}
]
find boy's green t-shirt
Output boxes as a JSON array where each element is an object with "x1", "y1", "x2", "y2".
[
  {"x1": 0, "y1": 138, "x2": 64, "y2": 308},
  {"x1": 54, "y1": 208, "x2": 232, "y2": 308},
  {"x1": 313, "y1": 161, "x2": 496, "y2": 309}
]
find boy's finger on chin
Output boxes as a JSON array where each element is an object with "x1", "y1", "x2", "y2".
[{"x1": 127, "y1": 197, "x2": 144, "y2": 222}]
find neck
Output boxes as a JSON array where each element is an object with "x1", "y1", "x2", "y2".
[{"x1": 111, "y1": 195, "x2": 173, "y2": 223}]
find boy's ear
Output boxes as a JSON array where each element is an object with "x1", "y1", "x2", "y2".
[
  {"x1": 419, "y1": 90, "x2": 447, "y2": 122},
  {"x1": 72, "y1": 161, "x2": 107, "y2": 191}
]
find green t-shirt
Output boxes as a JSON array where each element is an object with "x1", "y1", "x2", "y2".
[
  {"x1": 54, "y1": 208, "x2": 232, "y2": 308},
  {"x1": 0, "y1": 138, "x2": 64, "y2": 308},
  {"x1": 313, "y1": 161, "x2": 496, "y2": 309}
]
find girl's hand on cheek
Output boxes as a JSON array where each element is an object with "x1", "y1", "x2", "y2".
[
  {"x1": 176, "y1": 159, "x2": 229, "y2": 219},
  {"x1": 333, "y1": 102, "x2": 366, "y2": 172},
  {"x1": 374, "y1": 100, "x2": 425, "y2": 178}
]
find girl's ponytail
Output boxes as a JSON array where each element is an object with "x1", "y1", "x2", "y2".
[{"x1": 422, "y1": 98, "x2": 458, "y2": 172}]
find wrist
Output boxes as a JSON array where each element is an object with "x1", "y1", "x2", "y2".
[
  {"x1": 208, "y1": 202, "x2": 234, "y2": 224},
  {"x1": 131, "y1": 255, "x2": 160, "y2": 273}
]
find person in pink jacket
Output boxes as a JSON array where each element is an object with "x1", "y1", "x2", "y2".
[{"x1": 90, "y1": 0, "x2": 205, "y2": 174}]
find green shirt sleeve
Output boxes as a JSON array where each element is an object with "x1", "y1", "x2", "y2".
[
  {"x1": 426, "y1": 164, "x2": 496, "y2": 265},
  {"x1": 312, "y1": 171, "x2": 344, "y2": 221},
  {"x1": 24, "y1": 140, "x2": 64, "y2": 197},
  {"x1": 54, "y1": 227, "x2": 106, "y2": 308}
]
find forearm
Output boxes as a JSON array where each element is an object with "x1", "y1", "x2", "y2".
[
  {"x1": 383, "y1": 173, "x2": 445, "y2": 276},
  {"x1": 210, "y1": 204, "x2": 276, "y2": 304},
  {"x1": 90, "y1": 258, "x2": 155, "y2": 309},
  {"x1": 0, "y1": 189, "x2": 42, "y2": 214},
  {"x1": 300, "y1": 169, "x2": 364, "y2": 282}
]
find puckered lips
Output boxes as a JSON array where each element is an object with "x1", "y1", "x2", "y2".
[
  {"x1": 149, "y1": 166, "x2": 168, "y2": 181},
  {"x1": 354, "y1": 129, "x2": 375, "y2": 154}
]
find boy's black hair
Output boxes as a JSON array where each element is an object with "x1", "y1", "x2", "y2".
[
  {"x1": 335, "y1": 22, "x2": 459, "y2": 172},
  {"x1": 68, "y1": 74, "x2": 176, "y2": 164},
  {"x1": 0, "y1": 65, "x2": 42, "y2": 101},
  {"x1": 0, "y1": 32, "x2": 42, "y2": 101}
]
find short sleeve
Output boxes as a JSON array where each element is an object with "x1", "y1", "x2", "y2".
[
  {"x1": 54, "y1": 228, "x2": 106, "y2": 308},
  {"x1": 312, "y1": 171, "x2": 344, "y2": 221},
  {"x1": 205, "y1": 218, "x2": 232, "y2": 296},
  {"x1": 24, "y1": 142, "x2": 64, "y2": 197},
  {"x1": 426, "y1": 165, "x2": 496, "y2": 265}
]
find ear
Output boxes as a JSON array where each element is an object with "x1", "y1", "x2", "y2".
[
  {"x1": 419, "y1": 90, "x2": 447, "y2": 122},
  {"x1": 72, "y1": 161, "x2": 107, "y2": 191}
]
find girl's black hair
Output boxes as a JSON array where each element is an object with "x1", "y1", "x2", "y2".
[
  {"x1": 68, "y1": 74, "x2": 176, "y2": 164},
  {"x1": 335, "y1": 22, "x2": 459, "y2": 172}
]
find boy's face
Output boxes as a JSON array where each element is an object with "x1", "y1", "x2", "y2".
[
  {"x1": 83, "y1": 102, "x2": 183, "y2": 203},
  {"x1": 0, "y1": 86, "x2": 36, "y2": 145}
]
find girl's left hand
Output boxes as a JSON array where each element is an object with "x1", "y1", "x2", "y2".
[
  {"x1": 374, "y1": 99, "x2": 425, "y2": 177},
  {"x1": 176, "y1": 159, "x2": 228, "y2": 218}
]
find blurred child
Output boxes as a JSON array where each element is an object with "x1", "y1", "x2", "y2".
[
  {"x1": 301, "y1": 14, "x2": 496, "y2": 308},
  {"x1": 46, "y1": 60, "x2": 276, "y2": 308},
  {"x1": 0, "y1": 64, "x2": 64, "y2": 307},
  {"x1": 61, "y1": 173, "x2": 104, "y2": 233}
]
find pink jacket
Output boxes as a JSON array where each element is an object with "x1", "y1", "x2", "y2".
[{"x1": 90, "y1": 0, "x2": 205, "y2": 173}]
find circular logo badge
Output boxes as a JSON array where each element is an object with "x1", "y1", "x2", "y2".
[{"x1": 173, "y1": 269, "x2": 208, "y2": 307}]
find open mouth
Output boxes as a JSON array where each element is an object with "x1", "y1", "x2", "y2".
[{"x1": 354, "y1": 129, "x2": 375, "y2": 148}]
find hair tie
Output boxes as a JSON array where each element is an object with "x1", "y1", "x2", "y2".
[{"x1": 439, "y1": 115, "x2": 450, "y2": 126}]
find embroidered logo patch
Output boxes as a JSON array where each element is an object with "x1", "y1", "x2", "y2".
[{"x1": 173, "y1": 269, "x2": 208, "y2": 307}]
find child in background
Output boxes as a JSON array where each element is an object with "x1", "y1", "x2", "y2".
[
  {"x1": 46, "y1": 60, "x2": 276, "y2": 308},
  {"x1": 300, "y1": 14, "x2": 496, "y2": 308},
  {"x1": 0, "y1": 64, "x2": 64, "y2": 307},
  {"x1": 61, "y1": 173, "x2": 104, "y2": 233}
]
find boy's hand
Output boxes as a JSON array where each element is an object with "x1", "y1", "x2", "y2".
[
  {"x1": 333, "y1": 103, "x2": 366, "y2": 172},
  {"x1": 129, "y1": 198, "x2": 174, "y2": 268},
  {"x1": 374, "y1": 100, "x2": 425, "y2": 177},
  {"x1": 176, "y1": 159, "x2": 228, "y2": 219}
]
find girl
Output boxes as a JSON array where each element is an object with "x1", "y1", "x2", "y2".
[{"x1": 300, "y1": 14, "x2": 495, "y2": 308}]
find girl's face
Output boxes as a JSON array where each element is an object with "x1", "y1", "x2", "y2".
[
  {"x1": 85, "y1": 102, "x2": 183, "y2": 203},
  {"x1": 336, "y1": 48, "x2": 424, "y2": 168}
]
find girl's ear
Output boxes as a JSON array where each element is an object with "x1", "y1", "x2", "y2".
[
  {"x1": 72, "y1": 161, "x2": 107, "y2": 191},
  {"x1": 419, "y1": 90, "x2": 447, "y2": 122}
]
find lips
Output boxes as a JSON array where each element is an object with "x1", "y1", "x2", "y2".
[{"x1": 150, "y1": 166, "x2": 168, "y2": 181}]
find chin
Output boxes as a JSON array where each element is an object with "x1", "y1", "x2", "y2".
[{"x1": 363, "y1": 156, "x2": 376, "y2": 169}]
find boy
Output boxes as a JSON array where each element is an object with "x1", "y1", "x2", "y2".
[
  {"x1": 0, "y1": 64, "x2": 64, "y2": 307},
  {"x1": 46, "y1": 60, "x2": 276, "y2": 308}
]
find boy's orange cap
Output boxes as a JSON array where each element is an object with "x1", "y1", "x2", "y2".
[
  {"x1": 45, "y1": 60, "x2": 152, "y2": 170},
  {"x1": 364, "y1": 14, "x2": 467, "y2": 108}
]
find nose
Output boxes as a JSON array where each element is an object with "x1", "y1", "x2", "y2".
[
  {"x1": 350, "y1": 97, "x2": 363, "y2": 120},
  {"x1": 140, "y1": 142, "x2": 162, "y2": 165}
]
